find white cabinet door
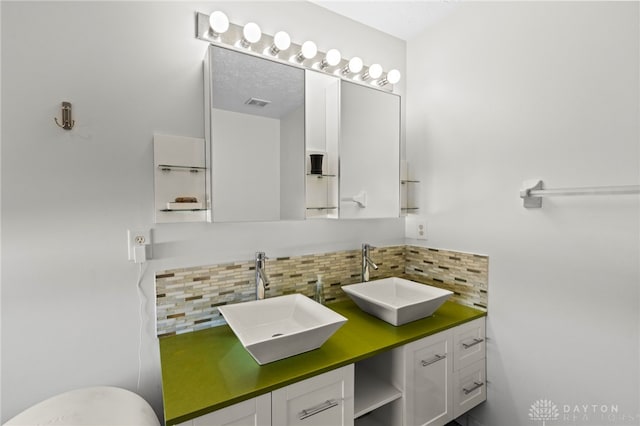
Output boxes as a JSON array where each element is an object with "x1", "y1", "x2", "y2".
[
  {"x1": 404, "y1": 332, "x2": 453, "y2": 426},
  {"x1": 453, "y1": 318, "x2": 486, "y2": 371},
  {"x1": 177, "y1": 394, "x2": 271, "y2": 426},
  {"x1": 339, "y1": 81, "x2": 400, "y2": 219},
  {"x1": 453, "y1": 359, "x2": 486, "y2": 418},
  {"x1": 272, "y1": 364, "x2": 355, "y2": 426}
]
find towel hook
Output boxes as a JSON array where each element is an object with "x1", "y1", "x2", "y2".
[{"x1": 54, "y1": 101, "x2": 75, "y2": 130}]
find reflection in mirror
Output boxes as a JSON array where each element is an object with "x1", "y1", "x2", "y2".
[
  {"x1": 305, "y1": 71, "x2": 340, "y2": 219},
  {"x1": 207, "y1": 45, "x2": 305, "y2": 222},
  {"x1": 339, "y1": 81, "x2": 400, "y2": 218}
]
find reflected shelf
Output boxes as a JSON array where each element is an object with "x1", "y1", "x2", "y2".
[
  {"x1": 306, "y1": 207, "x2": 338, "y2": 210},
  {"x1": 401, "y1": 180, "x2": 420, "y2": 184},
  {"x1": 306, "y1": 174, "x2": 337, "y2": 178}
]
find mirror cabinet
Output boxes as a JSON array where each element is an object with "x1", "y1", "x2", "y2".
[
  {"x1": 304, "y1": 71, "x2": 340, "y2": 219},
  {"x1": 154, "y1": 44, "x2": 401, "y2": 223},
  {"x1": 339, "y1": 81, "x2": 400, "y2": 219},
  {"x1": 206, "y1": 45, "x2": 305, "y2": 222}
]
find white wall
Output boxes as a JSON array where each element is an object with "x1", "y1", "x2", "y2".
[
  {"x1": 212, "y1": 108, "x2": 281, "y2": 222},
  {"x1": 407, "y1": 2, "x2": 639, "y2": 425},
  {"x1": 0, "y1": 1, "x2": 406, "y2": 422}
]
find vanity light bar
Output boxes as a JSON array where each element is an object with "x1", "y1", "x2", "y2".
[{"x1": 195, "y1": 11, "x2": 401, "y2": 92}]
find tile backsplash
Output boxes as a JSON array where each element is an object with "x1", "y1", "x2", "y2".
[
  {"x1": 155, "y1": 245, "x2": 488, "y2": 337},
  {"x1": 404, "y1": 246, "x2": 488, "y2": 311}
]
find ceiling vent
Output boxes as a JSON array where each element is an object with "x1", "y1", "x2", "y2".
[{"x1": 245, "y1": 97, "x2": 271, "y2": 107}]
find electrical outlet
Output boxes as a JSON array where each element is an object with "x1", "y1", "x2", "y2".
[
  {"x1": 127, "y1": 229, "x2": 151, "y2": 261},
  {"x1": 405, "y1": 215, "x2": 427, "y2": 240},
  {"x1": 417, "y1": 220, "x2": 427, "y2": 240}
]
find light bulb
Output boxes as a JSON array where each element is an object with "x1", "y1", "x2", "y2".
[
  {"x1": 320, "y1": 49, "x2": 341, "y2": 69},
  {"x1": 273, "y1": 31, "x2": 291, "y2": 51},
  {"x1": 379, "y1": 69, "x2": 402, "y2": 86},
  {"x1": 386, "y1": 69, "x2": 401, "y2": 84},
  {"x1": 240, "y1": 22, "x2": 262, "y2": 47},
  {"x1": 269, "y1": 31, "x2": 291, "y2": 55},
  {"x1": 363, "y1": 63, "x2": 383, "y2": 80},
  {"x1": 295, "y1": 41, "x2": 317, "y2": 62},
  {"x1": 208, "y1": 11, "x2": 229, "y2": 37},
  {"x1": 342, "y1": 57, "x2": 363, "y2": 75}
]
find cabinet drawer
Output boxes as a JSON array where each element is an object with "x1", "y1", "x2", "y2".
[
  {"x1": 272, "y1": 364, "x2": 354, "y2": 426},
  {"x1": 453, "y1": 359, "x2": 486, "y2": 418},
  {"x1": 453, "y1": 317, "x2": 485, "y2": 370},
  {"x1": 177, "y1": 393, "x2": 271, "y2": 426}
]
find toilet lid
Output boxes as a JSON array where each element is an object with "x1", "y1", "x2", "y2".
[{"x1": 4, "y1": 386, "x2": 160, "y2": 426}]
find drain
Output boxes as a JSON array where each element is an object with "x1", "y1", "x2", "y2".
[{"x1": 272, "y1": 333, "x2": 284, "y2": 337}]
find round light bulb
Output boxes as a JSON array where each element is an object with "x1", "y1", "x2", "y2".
[
  {"x1": 301, "y1": 41, "x2": 317, "y2": 59},
  {"x1": 367, "y1": 63, "x2": 383, "y2": 79},
  {"x1": 386, "y1": 69, "x2": 401, "y2": 84},
  {"x1": 348, "y1": 57, "x2": 363, "y2": 74},
  {"x1": 273, "y1": 31, "x2": 291, "y2": 51},
  {"x1": 209, "y1": 11, "x2": 229, "y2": 36},
  {"x1": 242, "y1": 22, "x2": 262, "y2": 44},
  {"x1": 325, "y1": 49, "x2": 342, "y2": 67}
]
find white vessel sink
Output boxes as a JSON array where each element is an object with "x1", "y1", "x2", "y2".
[
  {"x1": 217, "y1": 294, "x2": 347, "y2": 365},
  {"x1": 342, "y1": 277, "x2": 453, "y2": 326}
]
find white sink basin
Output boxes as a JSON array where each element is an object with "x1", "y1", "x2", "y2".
[
  {"x1": 217, "y1": 294, "x2": 347, "y2": 365},
  {"x1": 342, "y1": 277, "x2": 453, "y2": 326}
]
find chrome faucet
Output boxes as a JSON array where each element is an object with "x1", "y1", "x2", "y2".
[
  {"x1": 255, "y1": 252, "x2": 270, "y2": 300},
  {"x1": 361, "y1": 243, "x2": 379, "y2": 282}
]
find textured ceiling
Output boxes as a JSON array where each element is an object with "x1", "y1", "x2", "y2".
[{"x1": 211, "y1": 46, "x2": 304, "y2": 120}]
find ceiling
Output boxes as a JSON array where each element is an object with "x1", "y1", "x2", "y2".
[
  {"x1": 309, "y1": 1, "x2": 458, "y2": 41},
  {"x1": 211, "y1": 45, "x2": 304, "y2": 119}
]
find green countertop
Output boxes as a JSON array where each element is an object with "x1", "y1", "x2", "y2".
[{"x1": 159, "y1": 299, "x2": 486, "y2": 425}]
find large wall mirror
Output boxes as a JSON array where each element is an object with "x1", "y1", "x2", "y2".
[
  {"x1": 205, "y1": 45, "x2": 400, "y2": 222},
  {"x1": 207, "y1": 45, "x2": 305, "y2": 222}
]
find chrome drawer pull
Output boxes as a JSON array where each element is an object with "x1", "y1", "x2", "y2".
[
  {"x1": 299, "y1": 399, "x2": 340, "y2": 420},
  {"x1": 421, "y1": 353, "x2": 446, "y2": 367},
  {"x1": 462, "y1": 381, "x2": 484, "y2": 395},
  {"x1": 462, "y1": 338, "x2": 484, "y2": 349}
]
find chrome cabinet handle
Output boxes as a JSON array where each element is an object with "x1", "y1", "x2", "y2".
[
  {"x1": 462, "y1": 338, "x2": 484, "y2": 349},
  {"x1": 421, "y1": 353, "x2": 446, "y2": 367},
  {"x1": 298, "y1": 399, "x2": 340, "y2": 420},
  {"x1": 462, "y1": 381, "x2": 484, "y2": 395}
]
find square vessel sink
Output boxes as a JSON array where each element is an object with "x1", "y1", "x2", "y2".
[
  {"x1": 217, "y1": 294, "x2": 347, "y2": 365},
  {"x1": 342, "y1": 277, "x2": 453, "y2": 326}
]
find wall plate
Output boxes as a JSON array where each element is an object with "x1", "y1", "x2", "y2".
[
  {"x1": 405, "y1": 215, "x2": 427, "y2": 240},
  {"x1": 127, "y1": 229, "x2": 151, "y2": 261}
]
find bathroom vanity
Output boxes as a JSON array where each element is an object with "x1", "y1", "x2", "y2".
[{"x1": 159, "y1": 300, "x2": 486, "y2": 426}]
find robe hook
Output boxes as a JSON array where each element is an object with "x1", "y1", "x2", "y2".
[{"x1": 54, "y1": 101, "x2": 75, "y2": 130}]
